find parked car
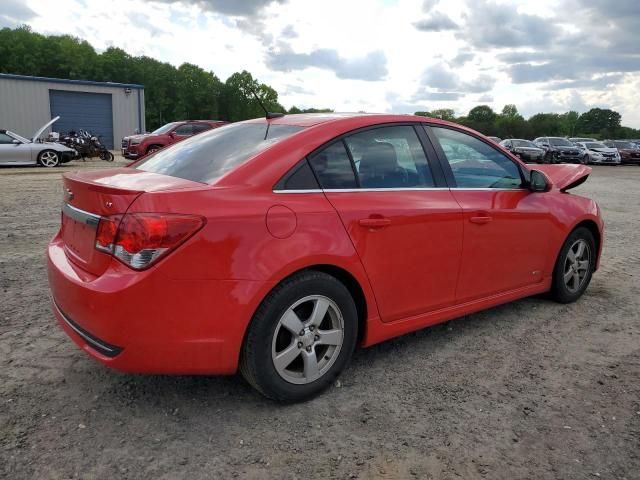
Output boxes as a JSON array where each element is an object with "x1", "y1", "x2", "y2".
[
  {"x1": 602, "y1": 140, "x2": 640, "y2": 165},
  {"x1": 500, "y1": 139, "x2": 545, "y2": 163},
  {"x1": 533, "y1": 137, "x2": 584, "y2": 163},
  {"x1": 48, "y1": 114, "x2": 603, "y2": 402},
  {"x1": 575, "y1": 141, "x2": 620, "y2": 165},
  {"x1": 121, "y1": 120, "x2": 227, "y2": 159},
  {"x1": 0, "y1": 116, "x2": 77, "y2": 167},
  {"x1": 487, "y1": 136, "x2": 502, "y2": 143},
  {"x1": 569, "y1": 137, "x2": 596, "y2": 144}
]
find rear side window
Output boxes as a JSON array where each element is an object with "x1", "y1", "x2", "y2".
[
  {"x1": 136, "y1": 123, "x2": 305, "y2": 184},
  {"x1": 308, "y1": 142, "x2": 358, "y2": 189}
]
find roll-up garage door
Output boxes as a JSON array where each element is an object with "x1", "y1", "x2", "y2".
[{"x1": 49, "y1": 90, "x2": 114, "y2": 148}]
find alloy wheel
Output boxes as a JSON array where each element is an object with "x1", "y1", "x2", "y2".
[
  {"x1": 40, "y1": 151, "x2": 59, "y2": 167},
  {"x1": 271, "y1": 295, "x2": 344, "y2": 385},
  {"x1": 563, "y1": 239, "x2": 591, "y2": 293}
]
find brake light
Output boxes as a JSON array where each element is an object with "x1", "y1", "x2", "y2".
[{"x1": 95, "y1": 213, "x2": 205, "y2": 270}]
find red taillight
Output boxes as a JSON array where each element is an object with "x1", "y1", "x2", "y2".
[{"x1": 95, "y1": 213, "x2": 205, "y2": 270}]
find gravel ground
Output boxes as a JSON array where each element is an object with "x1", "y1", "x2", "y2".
[{"x1": 1, "y1": 163, "x2": 639, "y2": 480}]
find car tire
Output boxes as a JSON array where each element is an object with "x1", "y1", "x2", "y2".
[
  {"x1": 550, "y1": 227, "x2": 596, "y2": 304},
  {"x1": 146, "y1": 145, "x2": 162, "y2": 155},
  {"x1": 38, "y1": 150, "x2": 60, "y2": 168},
  {"x1": 240, "y1": 270, "x2": 358, "y2": 402}
]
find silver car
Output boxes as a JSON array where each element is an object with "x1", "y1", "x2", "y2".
[{"x1": 0, "y1": 117, "x2": 77, "y2": 167}]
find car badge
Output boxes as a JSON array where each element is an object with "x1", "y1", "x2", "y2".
[{"x1": 105, "y1": 201, "x2": 113, "y2": 208}]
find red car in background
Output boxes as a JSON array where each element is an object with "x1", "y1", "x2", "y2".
[
  {"x1": 121, "y1": 120, "x2": 227, "y2": 159},
  {"x1": 49, "y1": 114, "x2": 603, "y2": 402}
]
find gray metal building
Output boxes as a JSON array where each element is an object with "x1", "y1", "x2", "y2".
[{"x1": 0, "y1": 74, "x2": 145, "y2": 149}]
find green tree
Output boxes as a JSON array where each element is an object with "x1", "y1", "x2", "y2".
[
  {"x1": 576, "y1": 108, "x2": 622, "y2": 137},
  {"x1": 463, "y1": 105, "x2": 497, "y2": 135},
  {"x1": 429, "y1": 108, "x2": 456, "y2": 121}
]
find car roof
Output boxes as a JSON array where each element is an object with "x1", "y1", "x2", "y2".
[{"x1": 242, "y1": 112, "x2": 451, "y2": 128}]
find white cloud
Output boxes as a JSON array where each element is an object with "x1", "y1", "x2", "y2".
[{"x1": 17, "y1": 0, "x2": 640, "y2": 127}]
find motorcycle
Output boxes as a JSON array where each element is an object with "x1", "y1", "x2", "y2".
[{"x1": 54, "y1": 130, "x2": 114, "y2": 162}]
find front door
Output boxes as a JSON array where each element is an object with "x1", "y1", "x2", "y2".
[
  {"x1": 0, "y1": 133, "x2": 31, "y2": 164},
  {"x1": 428, "y1": 126, "x2": 551, "y2": 303},
  {"x1": 308, "y1": 124, "x2": 464, "y2": 323}
]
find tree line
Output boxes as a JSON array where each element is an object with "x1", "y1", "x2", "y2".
[
  {"x1": 1, "y1": 26, "x2": 638, "y2": 139},
  {"x1": 0, "y1": 26, "x2": 331, "y2": 131},
  {"x1": 415, "y1": 105, "x2": 640, "y2": 140}
]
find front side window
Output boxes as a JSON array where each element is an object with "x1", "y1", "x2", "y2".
[
  {"x1": 136, "y1": 122, "x2": 305, "y2": 184},
  {"x1": 432, "y1": 127, "x2": 523, "y2": 189},
  {"x1": 344, "y1": 125, "x2": 434, "y2": 188},
  {"x1": 0, "y1": 133, "x2": 14, "y2": 144},
  {"x1": 174, "y1": 124, "x2": 193, "y2": 136}
]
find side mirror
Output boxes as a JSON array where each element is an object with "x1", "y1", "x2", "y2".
[
  {"x1": 12, "y1": 139, "x2": 21, "y2": 145},
  {"x1": 169, "y1": 131, "x2": 176, "y2": 138},
  {"x1": 529, "y1": 170, "x2": 549, "y2": 192}
]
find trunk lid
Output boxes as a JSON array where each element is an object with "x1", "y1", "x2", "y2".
[
  {"x1": 60, "y1": 168, "x2": 203, "y2": 275},
  {"x1": 534, "y1": 164, "x2": 592, "y2": 192}
]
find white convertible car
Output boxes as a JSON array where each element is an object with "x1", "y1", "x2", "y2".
[{"x1": 0, "y1": 117, "x2": 77, "y2": 167}]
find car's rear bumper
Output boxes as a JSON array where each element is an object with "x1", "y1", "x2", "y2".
[{"x1": 47, "y1": 233, "x2": 268, "y2": 375}]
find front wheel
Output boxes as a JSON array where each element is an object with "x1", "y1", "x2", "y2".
[
  {"x1": 99, "y1": 151, "x2": 114, "y2": 162},
  {"x1": 240, "y1": 271, "x2": 358, "y2": 402},
  {"x1": 550, "y1": 227, "x2": 596, "y2": 303},
  {"x1": 38, "y1": 150, "x2": 60, "y2": 167}
]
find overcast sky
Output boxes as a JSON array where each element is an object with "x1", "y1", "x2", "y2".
[{"x1": 3, "y1": 0, "x2": 640, "y2": 126}]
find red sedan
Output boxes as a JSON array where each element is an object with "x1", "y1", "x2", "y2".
[{"x1": 48, "y1": 114, "x2": 603, "y2": 402}]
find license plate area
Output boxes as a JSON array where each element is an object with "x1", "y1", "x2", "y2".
[{"x1": 61, "y1": 203, "x2": 101, "y2": 266}]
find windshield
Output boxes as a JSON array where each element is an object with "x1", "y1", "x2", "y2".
[
  {"x1": 136, "y1": 122, "x2": 305, "y2": 184},
  {"x1": 512, "y1": 140, "x2": 537, "y2": 148},
  {"x1": 585, "y1": 142, "x2": 606, "y2": 149},
  {"x1": 152, "y1": 122, "x2": 180, "y2": 135},
  {"x1": 614, "y1": 141, "x2": 635, "y2": 149},
  {"x1": 549, "y1": 138, "x2": 573, "y2": 147}
]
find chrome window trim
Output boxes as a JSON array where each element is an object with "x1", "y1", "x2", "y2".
[
  {"x1": 62, "y1": 203, "x2": 101, "y2": 228},
  {"x1": 273, "y1": 187, "x2": 528, "y2": 193}
]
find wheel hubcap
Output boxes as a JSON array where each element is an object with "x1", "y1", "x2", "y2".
[
  {"x1": 271, "y1": 295, "x2": 344, "y2": 385},
  {"x1": 563, "y1": 239, "x2": 591, "y2": 293},
  {"x1": 41, "y1": 151, "x2": 58, "y2": 167}
]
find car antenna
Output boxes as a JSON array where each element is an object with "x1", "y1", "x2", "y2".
[{"x1": 249, "y1": 87, "x2": 284, "y2": 120}]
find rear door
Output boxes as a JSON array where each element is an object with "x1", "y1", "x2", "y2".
[
  {"x1": 426, "y1": 126, "x2": 551, "y2": 303},
  {"x1": 308, "y1": 124, "x2": 464, "y2": 323}
]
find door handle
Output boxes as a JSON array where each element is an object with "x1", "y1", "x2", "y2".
[
  {"x1": 469, "y1": 215, "x2": 493, "y2": 225},
  {"x1": 358, "y1": 217, "x2": 391, "y2": 228}
]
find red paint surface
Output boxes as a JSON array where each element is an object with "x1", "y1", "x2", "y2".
[{"x1": 48, "y1": 114, "x2": 604, "y2": 374}]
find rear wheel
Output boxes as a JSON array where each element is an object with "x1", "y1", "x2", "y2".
[
  {"x1": 240, "y1": 271, "x2": 358, "y2": 402},
  {"x1": 550, "y1": 227, "x2": 596, "y2": 303},
  {"x1": 38, "y1": 150, "x2": 60, "y2": 167}
]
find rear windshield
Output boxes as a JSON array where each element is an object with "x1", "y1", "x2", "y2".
[{"x1": 135, "y1": 122, "x2": 305, "y2": 183}]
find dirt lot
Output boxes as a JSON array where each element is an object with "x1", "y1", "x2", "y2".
[{"x1": 1, "y1": 162, "x2": 639, "y2": 480}]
